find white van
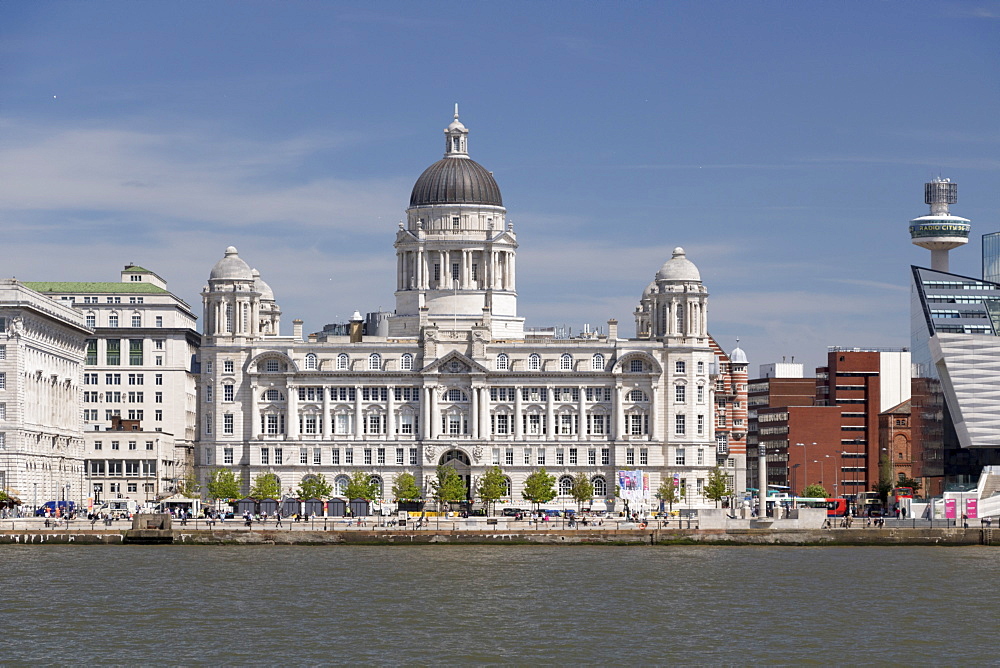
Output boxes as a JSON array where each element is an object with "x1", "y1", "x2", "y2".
[{"x1": 95, "y1": 499, "x2": 139, "y2": 518}]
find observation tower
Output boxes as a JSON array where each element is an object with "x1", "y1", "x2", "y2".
[{"x1": 909, "y1": 178, "x2": 970, "y2": 272}]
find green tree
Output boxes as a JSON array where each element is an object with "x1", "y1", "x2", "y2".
[
  {"x1": 656, "y1": 476, "x2": 679, "y2": 511},
  {"x1": 476, "y1": 466, "x2": 507, "y2": 516},
  {"x1": 703, "y1": 467, "x2": 730, "y2": 508},
  {"x1": 895, "y1": 476, "x2": 922, "y2": 496},
  {"x1": 430, "y1": 465, "x2": 467, "y2": 510},
  {"x1": 206, "y1": 468, "x2": 242, "y2": 501},
  {"x1": 521, "y1": 468, "x2": 556, "y2": 509},
  {"x1": 297, "y1": 473, "x2": 333, "y2": 500},
  {"x1": 343, "y1": 471, "x2": 380, "y2": 501},
  {"x1": 175, "y1": 471, "x2": 201, "y2": 498},
  {"x1": 803, "y1": 483, "x2": 829, "y2": 498},
  {"x1": 877, "y1": 450, "x2": 895, "y2": 505},
  {"x1": 570, "y1": 472, "x2": 594, "y2": 511},
  {"x1": 391, "y1": 472, "x2": 422, "y2": 502},
  {"x1": 249, "y1": 472, "x2": 281, "y2": 500}
]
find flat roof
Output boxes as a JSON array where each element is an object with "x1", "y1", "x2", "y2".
[{"x1": 23, "y1": 281, "x2": 168, "y2": 294}]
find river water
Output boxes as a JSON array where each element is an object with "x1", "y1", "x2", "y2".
[{"x1": 2, "y1": 545, "x2": 997, "y2": 665}]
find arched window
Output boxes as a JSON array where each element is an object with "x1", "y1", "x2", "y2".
[
  {"x1": 528, "y1": 353, "x2": 541, "y2": 371},
  {"x1": 304, "y1": 353, "x2": 317, "y2": 370},
  {"x1": 370, "y1": 475, "x2": 383, "y2": 498},
  {"x1": 559, "y1": 476, "x2": 574, "y2": 496},
  {"x1": 591, "y1": 354, "x2": 605, "y2": 371},
  {"x1": 496, "y1": 353, "x2": 509, "y2": 371},
  {"x1": 445, "y1": 388, "x2": 467, "y2": 402},
  {"x1": 400, "y1": 353, "x2": 413, "y2": 371},
  {"x1": 592, "y1": 476, "x2": 607, "y2": 497},
  {"x1": 675, "y1": 360, "x2": 686, "y2": 374},
  {"x1": 627, "y1": 389, "x2": 647, "y2": 402},
  {"x1": 337, "y1": 353, "x2": 349, "y2": 370},
  {"x1": 503, "y1": 477, "x2": 512, "y2": 497},
  {"x1": 334, "y1": 475, "x2": 350, "y2": 496},
  {"x1": 262, "y1": 389, "x2": 284, "y2": 402},
  {"x1": 560, "y1": 354, "x2": 573, "y2": 371},
  {"x1": 369, "y1": 353, "x2": 381, "y2": 371},
  {"x1": 697, "y1": 361, "x2": 705, "y2": 374}
]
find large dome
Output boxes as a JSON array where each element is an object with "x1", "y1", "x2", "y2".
[
  {"x1": 656, "y1": 247, "x2": 701, "y2": 282},
  {"x1": 409, "y1": 158, "x2": 503, "y2": 207},
  {"x1": 210, "y1": 246, "x2": 253, "y2": 281}
]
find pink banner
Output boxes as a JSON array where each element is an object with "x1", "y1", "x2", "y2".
[
  {"x1": 944, "y1": 498, "x2": 957, "y2": 519},
  {"x1": 965, "y1": 498, "x2": 978, "y2": 519}
]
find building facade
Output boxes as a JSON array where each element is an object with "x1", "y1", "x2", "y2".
[
  {"x1": 25, "y1": 265, "x2": 200, "y2": 503},
  {"x1": 196, "y1": 112, "x2": 745, "y2": 512},
  {"x1": 0, "y1": 280, "x2": 90, "y2": 509}
]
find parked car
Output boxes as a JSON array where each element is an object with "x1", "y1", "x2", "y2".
[
  {"x1": 35, "y1": 501, "x2": 76, "y2": 517},
  {"x1": 501, "y1": 508, "x2": 524, "y2": 517}
]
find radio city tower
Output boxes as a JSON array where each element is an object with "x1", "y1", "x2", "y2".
[{"x1": 909, "y1": 177, "x2": 970, "y2": 272}]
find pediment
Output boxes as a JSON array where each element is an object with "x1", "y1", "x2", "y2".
[{"x1": 423, "y1": 350, "x2": 489, "y2": 375}]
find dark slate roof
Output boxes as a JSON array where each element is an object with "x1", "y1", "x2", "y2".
[{"x1": 409, "y1": 158, "x2": 503, "y2": 207}]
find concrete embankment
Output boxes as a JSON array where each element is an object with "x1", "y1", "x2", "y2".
[{"x1": 1, "y1": 527, "x2": 998, "y2": 546}]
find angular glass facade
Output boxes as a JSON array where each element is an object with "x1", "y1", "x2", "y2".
[
  {"x1": 911, "y1": 266, "x2": 1000, "y2": 494},
  {"x1": 983, "y1": 231, "x2": 1000, "y2": 284}
]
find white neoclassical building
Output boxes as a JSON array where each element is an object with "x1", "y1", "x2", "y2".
[
  {"x1": 0, "y1": 280, "x2": 90, "y2": 509},
  {"x1": 196, "y1": 110, "x2": 746, "y2": 512}
]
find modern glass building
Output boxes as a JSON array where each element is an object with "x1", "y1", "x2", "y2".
[
  {"x1": 910, "y1": 266, "x2": 1000, "y2": 494},
  {"x1": 983, "y1": 231, "x2": 1000, "y2": 284}
]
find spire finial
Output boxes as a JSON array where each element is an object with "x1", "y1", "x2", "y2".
[{"x1": 454, "y1": 102, "x2": 459, "y2": 120}]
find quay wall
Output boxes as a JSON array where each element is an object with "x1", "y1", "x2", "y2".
[{"x1": 1, "y1": 528, "x2": 998, "y2": 546}]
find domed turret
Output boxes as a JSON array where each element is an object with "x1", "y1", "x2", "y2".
[
  {"x1": 656, "y1": 247, "x2": 701, "y2": 282},
  {"x1": 210, "y1": 246, "x2": 253, "y2": 281},
  {"x1": 251, "y1": 268, "x2": 274, "y2": 301}
]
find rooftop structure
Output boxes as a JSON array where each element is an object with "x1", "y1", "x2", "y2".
[{"x1": 909, "y1": 178, "x2": 970, "y2": 272}]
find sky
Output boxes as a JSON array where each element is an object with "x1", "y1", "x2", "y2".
[{"x1": 2, "y1": 1, "x2": 998, "y2": 373}]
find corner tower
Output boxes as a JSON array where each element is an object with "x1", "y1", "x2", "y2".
[
  {"x1": 909, "y1": 177, "x2": 970, "y2": 272},
  {"x1": 388, "y1": 106, "x2": 524, "y2": 339}
]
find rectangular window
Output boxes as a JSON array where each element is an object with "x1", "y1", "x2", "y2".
[
  {"x1": 224, "y1": 448, "x2": 234, "y2": 465},
  {"x1": 675, "y1": 448, "x2": 686, "y2": 466},
  {"x1": 697, "y1": 448, "x2": 705, "y2": 465},
  {"x1": 94, "y1": 440, "x2": 102, "y2": 451},
  {"x1": 505, "y1": 448, "x2": 514, "y2": 466},
  {"x1": 154, "y1": 339, "x2": 164, "y2": 351},
  {"x1": 675, "y1": 415, "x2": 686, "y2": 435},
  {"x1": 451, "y1": 263, "x2": 459, "y2": 280},
  {"x1": 433, "y1": 264, "x2": 441, "y2": 281},
  {"x1": 155, "y1": 410, "x2": 162, "y2": 421},
  {"x1": 145, "y1": 440, "x2": 153, "y2": 450},
  {"x1": 274, "y1": 448, "x2": 283, "y2": 465},
  {"x1": 626, "y1": 448, "x2": 635, "y2": 466},
  {"x1": 128, "y1": 339, "x2": 143, "y2": 365},
  {"x1": 261, "y1": 447, "x2": 269, "y2": 465},
  {"x1": 332, "y1": 449, "x2": 341, "y2": 465},
  {"x1": 85, "y1": 340, "x2": 97, "y2": 365},
  {"x1": 206, "y1": 385, "x2": 213, "y2": 403},
  {"x1": 675, "y1": 385, "x2": 686, "y2": 403},
  {"x1": 205, "y1": 413, "x2": 212, "y2": 434},
  {"x1": 640, "y1": 448, "x2": 648, "y2": 466},
  {"x1": 314, "y1": 448, "x2": 322, "y2": 465},
  {"x1": 537, "y1": 448, "x2": 545, "y2": 465},
  {"x1": 106, "y1": 339, "x2": 121, "y2": 365},
  {"x1": 132, "y1": 315, "x2": 141, "y2": 328},
  {"x1": 588, "y1": 448, "x2": 597, "y2": 466},
  {"x1": 400, "y1": 413, "x2": 415, "y2": 435},
  {"x1": 364, "y1": 449, "x2": 373, "y2": 465},
  {"x1": 155, "y1": 374, "x2": 163, "y2": 386},
  {"x1": 601, "y1": 448, "x2": 610, "y2": 465},
  {"x1": 569, "y1": 448, "x2": 578, "y2": 465},
  {"x1": 397, "y1": 448, "x2": 405, "y2": 465},
  {"x1": 377, "y1": 448, "x2": 386, "y2": 465},
  {"x1": 300, "y1": 447, "x2": 308, "y2": 464},
  {"x1": 155, "y1": 316, "x2": 163, "y2": 328},
  {"x1": 524, "y1": 448, "x2": 531, "y2": 465},
  {"x1": 697, "y1": 415, "x2": 704, "y2": 435},
  {"x1": 223, "y1": 414, "x2": 233, "y2": 434},
  {"x1": 556, "y1": 449, "x2": 564, "y2": 465},
  {"x1": 410, "y1": 448, "x2": 418, "y2": 465}
]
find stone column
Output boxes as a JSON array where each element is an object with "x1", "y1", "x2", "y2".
[
  {"x1": 650, "y1": 384, "x2": 659, "y2": 441},
  {"x1": 430, "y1": 387, "x2": 440, "y2": 439},
  {"x1": 546, "y1": 387, "x2": 555, "y2": 442},
  {"x1": 577, "y1": 388, "x2": 586, "y2": 442},
  {"x1": 354, "y1": 386, "x2": 364, "y2": 439},
  {"x1": 322, "y1": 386, "x2": 331, "y2": 439},
  {"x1": 386, "y1": 385, "x2": 395, "y2": 441},
  {"x1": 287, "y1": 384, "x2": 299, "y2": 439},
  {"x1": 514, "y1": 386, "x2": 523, "y2": 440},
  {"x1": 250, "y1": 384, "x2": 259, "y2": 437},
  {"x1": 469, "y1": 387, "x2": 479, "y2": 439},
  {"x1": 613, "y1": 384, "x2": 624, "y2": 440},
  {"x1": 420, "y1": 386, "x2": 431, "y2": 440}
]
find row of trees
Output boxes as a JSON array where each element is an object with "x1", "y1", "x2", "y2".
[{"x1": 205, "y1": 466, "x2": 737, "y2": 512}]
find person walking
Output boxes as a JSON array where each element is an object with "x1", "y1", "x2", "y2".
[{"x1": 275, "y1": 512, "x2": 283, "y2": 528}]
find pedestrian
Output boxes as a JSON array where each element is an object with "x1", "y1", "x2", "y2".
[
  {"x1": 901, "y1": 507, "x2": 907, "y2": 520},
  {"x1": 275, "y1": 513, "x2": 283, "y2": 527}
]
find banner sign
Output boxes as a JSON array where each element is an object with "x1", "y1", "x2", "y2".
[
  {"x1": 965, "y1": 498, "x2": 978, "y2": 520},
  {"x1": 944, "y1": 498, "x2": 957, "y2": 519}
]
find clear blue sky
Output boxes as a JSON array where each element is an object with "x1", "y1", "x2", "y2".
[{"x1": 2, "y1": 1, "x2": 998, "y2": 372}]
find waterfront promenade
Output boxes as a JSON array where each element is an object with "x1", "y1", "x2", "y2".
[{"x1": 2, "y1": 515, "x2": 997, "y2": 546}]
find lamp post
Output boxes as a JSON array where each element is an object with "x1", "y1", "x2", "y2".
[
  {"x1": 826, "y1": 454, "x2": 836, "y2": 497},
  {"x1": 794, "y1": 443, "x2": 807, "y2": 494},
  {"x1": 814, "y1": 459, "x2": 824, "y2": 493}
]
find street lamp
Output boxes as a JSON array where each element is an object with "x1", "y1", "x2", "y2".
[
  {"x1": 813, "y1": 459, "x2": 824, "y2": 492},
  {"x1": 826, "y1": 454, "x2": 836, "y2": 497},
  {"x1": 794, "y1": 443, "x2": 807, "y2": 493}
]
